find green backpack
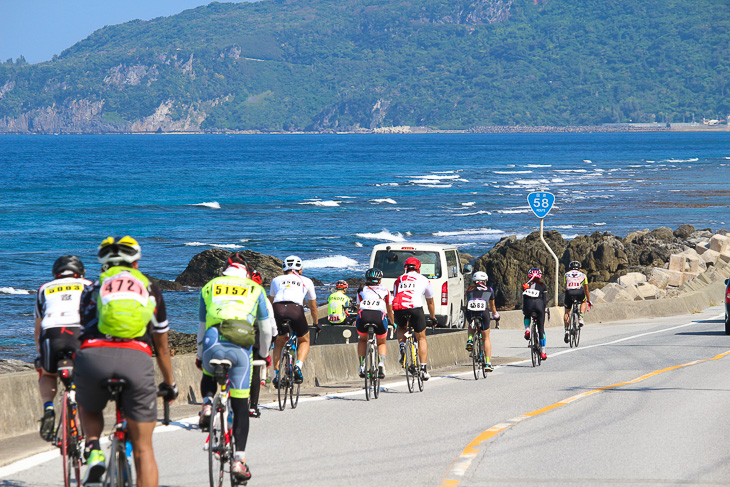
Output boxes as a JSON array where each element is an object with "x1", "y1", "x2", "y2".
[
  {"x1": 203, "y1": 276, "x2": 261, "y2": 347},
  {"x1": 97, "y1": 267, "x2": 155, "y2": 339}
]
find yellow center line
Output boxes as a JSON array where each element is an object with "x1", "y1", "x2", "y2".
[{"x1": 439, "y1": 350, "x2": 730, "y2": 486}]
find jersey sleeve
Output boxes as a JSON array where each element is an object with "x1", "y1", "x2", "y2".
[
  {"x1": 149, "y1": 284, "x2": 169, "y2": 334},
  {"x1": 34, "y1": 287, "x2": 44, "y2": 320},
  {"x1": 255, "y1": 289, "x2": 271, "y2": 321},
  {"x1": 423, "y1": 279, "x2": 434, "y2": 299},
  {"x1": 268, "y1": 278, "x2": 279, "y2": 299},
  {"x1": 489, "y1": 287, "x2": 496, "y2": 301},
  {"x1": 198, "y1": 291, "x2": 207, "y2": 323},
  {"x1": 304, "y1": 277, "x2": 317, "y2": 301}
]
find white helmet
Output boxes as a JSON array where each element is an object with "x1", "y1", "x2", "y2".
[
  {"x1": 473, "y1": 271, "x2": 488, "y2": 282},
  {"x1": 282, "y1": 255, "x2": 303, "y2": 272}
]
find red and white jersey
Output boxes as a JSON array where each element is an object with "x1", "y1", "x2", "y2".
[
  {"x1": 270, "y1": 272, "x2": 316, "y2": 305},
  {"x1": 564, "y1": 270, "x2": 587, "y2": 291},
  {"x1": 357, "y1": 284, "x2": 391, "y2": 312},
  {"x1": 35, "y1": 277, "x2": 93, "y2": 330},
  {"x1": 392, "y1": 271, "x2": 434, "y2": 310}
]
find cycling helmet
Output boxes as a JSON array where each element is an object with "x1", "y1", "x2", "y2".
[
  {"x1": 282, "y1": 255, "x2": 303, "y2": 272},
  {"x1": 365, "y1": 267, "x2": 383, "y2": 283},
  {"x1": 334, "y1": 280, "x2": 348, "y2": 290},
  {"x1": 52, "y1": 255, "x2": 85, "y2": 278},
  {"x1": 251, "y1": 270, "x2": 262, "y2": 285},
  {"x1": 98, "y1": 236, "x2": 141, "y2": 267},
  {"x1": 404, "y1": 257, "x2": 421, "y2": 271},
  {"x1": 569, "y1": 261, "x2": 581, "y2": 271},
  {"x1": 472, "y1": 271, "x2": 488, "y2": 283},
  {"x1": 527, "y1": 268, "x2": 543, "y2": 279}
]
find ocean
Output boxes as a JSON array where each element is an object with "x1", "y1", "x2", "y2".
[{"x1": 1, "y1": 132, "x2": 729, "y2": 360}]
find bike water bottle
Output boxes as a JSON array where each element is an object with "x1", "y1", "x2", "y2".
[
  {"x1": 125, "y1": 440, "x2": 133, "y2": 461},
  {"x1": 227, "y1": 407, "x2": 233, "y2": 426}
]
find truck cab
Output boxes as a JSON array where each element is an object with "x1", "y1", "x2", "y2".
[{"x1": 369, "y1": 243, "x2": 468, "y2": 328}]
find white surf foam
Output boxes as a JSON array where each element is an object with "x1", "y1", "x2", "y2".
[
  {"x1": 355, "y1": 230, "x2": 406, "y2": 242},
  {"x1": 554, "y1": 169, "x2": 588, "y2": 173},
  {"x1": 184, "y1": 242, "x2": 209, "y2": 246},
  {"x1": 371, "y1": 198, "x2": 397, "y2": 204},
  {"x1": 455, "y1": 210, "x2": 492, "y2": 217},
  {"x1": 432, "y1": 228, "x2": 504, "y2": 237},
  {"x1": 190, "y1": 201, "x2": 221, "y2": 209},
  {"x1": 304, "y1": 255, "x2": 360, "y2": 268},
  {"x1": 594, "y1": 222, "x2": 606, "y2": 226},
  {"x1": 418, "y1": 184, "x2": 452, "y2": 188},
  {"x1": 525, "y1": 164, "x2": 552, "y2": 168},
  {"x1": 375, "y1": 183, "x2": 399, "y2": 187},
  {"x1": 299, "y1": 200, "x2": 341, "y2": 207},
  {"x1": 514, "y1": 179, "x2": 551, "y2": 185},
  {"x1": 0, "y1": 287, "x2": 31, "y2": 295},
  {"x1": 493, "y1": 170, "x2": 533, "y2": 174},
  {"x1": 184, "y1": 242, "x2": 243, "y2": 249},
  {"x1": 583, "y1": 159, "x2": 593, "y2": 163},
  {"x1": 666, "y1": 157, "x2": 699, "y2": 163},
  {"x1": 461, "y1": 202, "x2": 476, "y2": 207},
  {"x1": 354, "y1": 242, "x2": 363, "y2": 248},
  {"x1": 496, "y1": 209, "x2": 531, "y2": 214}
]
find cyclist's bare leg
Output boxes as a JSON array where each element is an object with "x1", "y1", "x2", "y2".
[
  {"x1": 580, "y1": 300, "x2": 588, "y2": 315},
  {"x1": 482, "y1": 329, "x2": 491, "y2": 361},
  {"x1": 126, "y1": 418, "x2": 158, "y2": 487},
  {"x1": 563, "y1": 308, "x2": 570, "y2": 326},
  {"x1": 415, "y1": 330, "x2": 428, "y2": 364},
  {"x1": 376, "y1": 337, "x2": 387, "y2": 357},
  {"x1": 78, "y1": 406, "x2": 103, "y2": 446},
  {"x1": 396, "y1": 326, "x2": 406, "y2": 344},
  {"x1": 357, "y1": 334, "x2": 367, "y2": 358},
  {"x1": 272, "y1": 335, "x2": 287, "y2": 368},
  {"x1": 297, "y1": 331, "x2": 311, "y2": 362},
  {"x1": 38, "y1": 371, "x2": 58, "y2": 404}
]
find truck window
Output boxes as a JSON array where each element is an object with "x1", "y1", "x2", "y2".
[
  {"x1": 445, "y1": 250, "x2": 458, "y2": 278},
  {"x1": 373, "y1": 250, "x2": 442, "y2": 279}
]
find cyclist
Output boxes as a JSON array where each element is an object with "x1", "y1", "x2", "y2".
[
  {"x1": 197, "y1": 252, "x2": 274, "y2": 483},
  {"x1": 269, "y1": 255, "x2": 317, "y2": 387},
  {"x1": 248, "y1": 269, "x2": 276, "y2": 418},
  {"x1": 75, "y1": 236, "x2": 177, "y2": 487},
  {"x1": 392, "y1": 257, "x2": 436, "y2": 380},
  {"x1": 563, "y1": 261, "x2": 590, "y2": 343},
  {"x1": 356, "y1": 268, "x2": 394, "y2": 379},
  {"x1": 34, "y1": 255, "x2": 92, "y2": 441},
  {"x1": 327, "y1": 280, "x2": 354, "y2": 325},
  {"x1": 464, "y1": 271, "x2": 499, "y2": 372},
  {"x1": 522, "y1": 267, "x2": 549, "y2": 360}
]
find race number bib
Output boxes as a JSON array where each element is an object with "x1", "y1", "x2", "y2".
[
  {"x1": 212, "y1": 284, "x2": 250, "y2": 300},
  {"x1": 100, "y1": 275, "x2": 149, "y2": 305},
  {"x1": 467, "y1": 299, "x2": 487, "y2": 311},
  {"x1": 360, "y1": 299, "x2": 383, "y2": 311},
  {"x1": 566, "y1": 279, "x2": 582, "y2": 290},
  {"x1": 523, "y1": 288, "x2": 540, "y2": 298}
]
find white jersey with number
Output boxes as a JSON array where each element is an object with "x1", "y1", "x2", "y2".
[
  {"x1": 35, "y1": 277, "x2": 93, "y2": 330},
  {"x1": 357, "y1": 284, "x2": 392, "y2": 312},
  {"x1": 270, "y1": 272, "x2": 316, "y2": 305},
  {"x1": 564, "y1": 270, "x2": 587, "y2": 291},
  {"x1": 392, "y1": 271, "x2": 434, "y2": 309}
]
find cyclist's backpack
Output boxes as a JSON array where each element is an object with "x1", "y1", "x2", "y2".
[
  {"x1": 97, "y1": 267, "x2": 155, "y2": 339},
  {"x1": 205, "y1": 277, "x2": 261, "y2": 347}
]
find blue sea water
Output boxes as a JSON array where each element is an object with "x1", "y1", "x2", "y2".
[{"x1": 1, "y1": 132, "x2": 729, "y2": 360}]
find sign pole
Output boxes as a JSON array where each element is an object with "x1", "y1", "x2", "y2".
[{"x1": 539, "y1": 218, "x2": 560, "y2": 308}]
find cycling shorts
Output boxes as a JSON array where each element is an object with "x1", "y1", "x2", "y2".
[
  {"x1": 564, "y1": 289, "x2": 587, "y2": 309},
  {"x1": 202, "y1": 326, "x2": 253, "y2": 399},
  {"x1": 394, "y1": 307, "x2": 427, "y2": 333},
  {"x1": 74, "y1": 346, "x2": 157, "y2": 423},
  {"x1": 38, "y1": 326, "x2": 81, "y2": 373},
  {"x1": 356, "y1": 310, "x2": 388, "y2": 339},
  {"x1": 466, "y1": 310, "x2": 491, "y2": 331},
  {"x1": 273, "y1": 301, "x2": 309, "y2": 338}
]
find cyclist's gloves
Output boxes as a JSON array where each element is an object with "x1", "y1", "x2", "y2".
[
  {"x1": 158, "y1": 382, "x2": 179, "y2": 401},
  {"x1": 195, "y1": 357, "x2": 203, "y2": 371}
]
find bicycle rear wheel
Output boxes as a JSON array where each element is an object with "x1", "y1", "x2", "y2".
[
  {"x1": 372, "y1": 345, "x2": 380, "y2": 399},
  {"x1": 290, "y1": 349, "x2": 300, "y2": 409},
  {"x1": 472, "y1": 333, "x2": 481, "y2": 380},
  {"x1": 572, "y1": 310, "x2": 581, "y2": 347},
  {"x1": 405, "y1": 339, "x2": 415, "y2": 393},
  {"x1": 109, "y1": 435, "x2": 133, "y2": 487},
  {"x1": 569, "y1": 311, "x2": 577, "y2": 348},
  {"x1": 277, "y1": 353, "x2": 289, "y2": 411},
  {"x1": 415, "y1": 344, "x2": 424, "y2": 392},
  {"x1": 208, "y1": 396, "x2": 226, "y2": 487},
  {"x1": 59, "y1": 392, "x2": 71, "y2": 487},
  {"x1": 530, "y1": 321, "x2": 539, "y2": 367},
  {"x1": 60, "y1": 392, "x2": 82, "y2": 487},
  {"x1": 479, "y1": 336, "x2": 488, "y2": 378},
  {"x1": 364, "y1": 342, "x2": 373, "y2": 401}
]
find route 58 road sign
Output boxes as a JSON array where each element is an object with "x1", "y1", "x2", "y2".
[{"x1": 527, "y1": 192, "x2": 555, "y2": 218}]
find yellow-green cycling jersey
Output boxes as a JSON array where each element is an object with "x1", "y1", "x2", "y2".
[{"x1": 327, "y1": 291, "x2": 351, "y2": 324}]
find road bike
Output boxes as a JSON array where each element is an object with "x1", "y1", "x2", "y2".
[
  {"x1": 567, "y1": 301, "x2": 582, "y2": 348},
  {"x1": 402, "y1": 325, "x2": 423, "y2": 393},
  {"x1": 528, "y1": 312, "x2": 542, "y2": 367},
  {"x1": 363, "y1": 323, "x2": 380, "y2": 401},
  {"x1": 470, "y1": 318, "x2": 488, "y2": 380},
  {"x1": 52, "y1": 356, "x2": 83, "y2": 487},
  {"x1": 206, "y1": 359, "x2": 240, "y2": 487},
  {"x1": 277, "y1": 321, "x2": 300, "y2": 411}
]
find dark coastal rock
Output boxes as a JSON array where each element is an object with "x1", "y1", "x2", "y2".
[
  {"x1": 148, "y1": 276, "x2": 185, "y2": 292},
  {"x1": 0, "y1": 359, "x2": 34, "y2": 374},
  {"x1": 472, "y1": 227, "x2": 692, "y2": 310},
  {"x1": 167, "y1": 330, "x2": 198, "y2": 356},
  {"x1": 345, "y1": 277, "x2": 367, "y2": 288},
  {"x1": 673, "y1": 224, "x2": 696, "y2": 239},
  {"x1": 176, "y1": 249, "x2": 284, "y2": 287}
]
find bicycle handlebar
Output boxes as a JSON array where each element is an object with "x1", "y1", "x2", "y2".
[{"x1": 156, "y1": 390, "x2": 170, "y2": 426}]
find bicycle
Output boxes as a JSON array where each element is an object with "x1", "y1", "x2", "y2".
[
  {"x1": 90, "y1": 378, "x2": 170, "y2": 487},
  {"x1": 567, "y1": 301, "x2": 582, "y2": 348},
  {"x1": 470, "y1": 317, "x2": 488, "y2": 380},
  {"x1": 277, "y1": 321, "x2": 300, "y2": 411},
  {"x1": 206, "y1": 359, "x2": 239, "y2": 487},
  {"x1": 402, "y1": 325, "x2": 423, "y2": 393},
  {"x1": 528, "y1": 312, "x2": 541, "y2": 367},
  {"x1": 363, "y1": 323, "x2": 380, "y2": 401},
  {"x1": 52, "y1": 357, "x2": 83, "y2": 487}
]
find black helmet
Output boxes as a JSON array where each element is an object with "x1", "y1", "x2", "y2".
[
  {"x1": 365, "y1": 267, "x2": 383, "y2": 283},
  {"x1": 569, "y1": 261, "x2": 581, "y2": 271},
  {"x1": 53, "y1": 255, "x2": 85, "y2": 278}
]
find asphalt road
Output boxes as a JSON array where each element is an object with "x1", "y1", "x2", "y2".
[{"x1": 3, "y1": 306, "x2": 729, "y2": 487}]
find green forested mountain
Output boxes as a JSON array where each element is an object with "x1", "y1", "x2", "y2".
[{"x1": 0, "y1": 0, "x2": 728, "y2": 133}]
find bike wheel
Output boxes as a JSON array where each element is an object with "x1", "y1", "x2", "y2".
[
  {"x1": 414, "y1": 342, "x2": 424, "y2": 392},
  {"x1": 405, "y1": 340, "x2": 415, "y2": 393},
  {"x1": 372, "y1": 346, "x2": 380, "y2": 400},
  {"x1": 573, "y1": 311, "x2": 581, "y2": 347},
  {"x1": 208, "y1": 396, "x2": 225, "y2": 487},
  {"x1": 290, "y1": 350, "x2": 299, "y2": 409},
  {"x1": 108, "y1": 436, "x2": 132, "y2": 487},
  {"x1": 472, "y1": 335, "x2": 481, "y2": 380},
  {"x1": 227, "y1": 427, "x2": 237, "y2": 487},
  {"x1": 569, "y1": 312, "x2": 578, "y2": 348},
  {"x1": 530, "y1": 324, "x2": 538, "y2": 367},
  {"x1": 68, "y1": 400, "x2": 83, "y2": 486},
  {"x1": 364, "y1": 343, "x2": 372, "y2": 401},
  {"x1": 480, "y1": 337, "x2": 488, "y2": 379},
  {"x1": 277, "y1": 354, "x2": 288, "y2": 411},
  {"x1": 60, "y1": 392, "x2": 71, "y2": 487}
]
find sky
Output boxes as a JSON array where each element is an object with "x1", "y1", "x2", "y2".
[{"x1": 0, "y1": 1, "x2": 239, "y2": 64}]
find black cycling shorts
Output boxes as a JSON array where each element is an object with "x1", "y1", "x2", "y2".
[
  {"x1": 39, "y1": 327, "x2": 81, "y2": 373},
  {"x1": 356, "y1": 310, "x2": 388, "y2": 338},
  {"x1": 394, "y1": 307, "x2": 427, "y2": 333},
  {"x1": 273, "y1": 301, "x2": 309, "y2": 338},
  {"x1": 466, "y1": 310, "x2": 491, "y2": 331},
  {"x1": 564, "y1": 290, "x2": 587, "y2": 309}
]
